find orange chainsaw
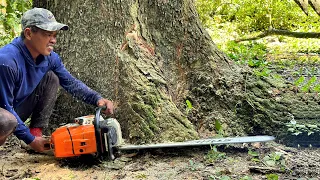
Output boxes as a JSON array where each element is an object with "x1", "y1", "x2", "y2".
[
  {"x1": 49, "y1": 107, "x2": 275, "y2": 160},
  {"x1": 50, "y1": 107, "x2": 122, "y2": 160}
]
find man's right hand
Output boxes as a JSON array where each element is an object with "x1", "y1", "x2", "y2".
[{"x1": 29, "y1": 136, "x2": 50, "y2": 152}]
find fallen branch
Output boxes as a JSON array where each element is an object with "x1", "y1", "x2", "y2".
[
  {"x1": 236, "y1": 28, "x2": 320, "y2": 42},
  {"x1": 249, "y1": 166, "x2": 286, "y2": 174}
]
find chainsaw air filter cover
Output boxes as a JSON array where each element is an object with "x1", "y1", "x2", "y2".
[{"x1": 50, "y1": 123, "x2": 97, "y2": 158}]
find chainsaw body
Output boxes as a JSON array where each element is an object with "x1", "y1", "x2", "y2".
[{"x1": 50, "y1": 112, "x2": 122, "y2": 159}]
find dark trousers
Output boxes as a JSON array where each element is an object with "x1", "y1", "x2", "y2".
[{"x1": 15, "y1": 71, "x2": 59, "y2": 129}]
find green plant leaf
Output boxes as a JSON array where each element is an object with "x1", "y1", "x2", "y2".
[
  {"x1": 185, "y1": 99, "x2": 193, "y2": 114},
  {"x1": 248, "y1": 149, "x2": 259, "y2": 157},
  {"x1": 220, "y1": 176, "x2": 231, "y2": 180},
  {"x1": 273, "y1": 153, "x2": 281, "y2": 161},
  {"x1": 215, "y1": 119, "x2": 222, "y2": 132},
  {"x1": 295, "y1": 124, "x2": 306, "y2": 129},
  {"x1": 313, "y1": 84, "x2": 320, "y2": 92},
  {"x1": 301, "y1": 76, "x2": 317, "y2": 92},
  {"x1": 266, "y1": 173, "x2": 279, "y2": 180},
  {"x1": 294, "y1": 76, "x2": 305, "y2": 86},
  {"x1": 265, "y1": 160, "x2": 276, "y2": 166},
  {"x1": 293, "y1": 130, "x2": 302, "y2": 135},
  {"x1": 240, "y1": 176, "x2": 253, "y2": 180},
  {"x1": 186, "y1": 100, "x2": 192, "y2": 109},
  {"x1": 287, "y1": 128, "x2": 295, "y2": 132},
  {"x1": 307, "y1": 131, "x2": 314, "y2": 136},
  {"x1": 306, "y1": 124, "x2": 318, "y2": 129}
]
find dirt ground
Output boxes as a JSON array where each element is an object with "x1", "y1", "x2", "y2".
[{"x1": 0, "y1": 136, "x2": 319, "y2": 180}]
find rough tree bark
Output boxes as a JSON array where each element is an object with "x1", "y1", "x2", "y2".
[{"x1": 32, "y1": 0, "x2": 319, "y2": 144}]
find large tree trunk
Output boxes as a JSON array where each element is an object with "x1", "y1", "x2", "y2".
[{"x1": 32, "y1": 0, "x2": 319, "y2": 144}]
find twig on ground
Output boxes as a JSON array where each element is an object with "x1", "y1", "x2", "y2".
[{"x1": 249, "y1": 166, "x2": 285, "y2": 174}]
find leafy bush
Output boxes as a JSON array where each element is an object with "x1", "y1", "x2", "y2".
[
  {"x1": 195, "y1": 0, "x2": 239, "y2": 27},
  {"x1": 0, "y1": 0, "x2": 32, "y2": 47},
  {"x1": 196, "y1": 0, "x2": 320, "y2": 33}
]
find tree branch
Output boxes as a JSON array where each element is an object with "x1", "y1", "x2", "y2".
[{"x1": 235, "y1": 28, "x2": 320, "y2": 42}]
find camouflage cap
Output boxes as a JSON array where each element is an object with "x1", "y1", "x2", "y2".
[{"x1": 21, "y1": 8, "x2": 68, "y2": 31}]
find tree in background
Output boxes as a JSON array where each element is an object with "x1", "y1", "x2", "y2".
[{"x1": 3, "y1": 0, "x2": 318, "y2": 145}]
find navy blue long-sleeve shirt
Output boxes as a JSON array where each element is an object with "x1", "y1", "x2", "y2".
[{"x1": 0, "y1": 37, "x2": 102, "y2": 144}]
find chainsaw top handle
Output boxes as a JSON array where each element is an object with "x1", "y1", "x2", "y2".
[
  {"x1": 94, "y1": 106, "x2": 106, "y2": 128},
  {"x1": 94, "y1": 106, "x2": 105, "y2": 157},
  {"x1": 94, "y1": 106, "x2": 116, "y2": 160}
]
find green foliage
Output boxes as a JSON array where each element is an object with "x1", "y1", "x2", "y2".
[
  {"x1": 195, "y1": 0, "x2": 239, "y2": 26},
  {"x1": 248, "y1": 149, "x2": 260, "y2": 162},
  {"x1": 301, "y1": 76, "x2": 317, "y2": 92},
  {"x1": 196, "y1": 0, "x2": 320, "y2": 67},
  {"x1": 196, "y1": 0, "x2": 319, "y2": 33},
  {"x1": 274, "y1": 37, "x2": 320, "y2": 55},
  {"x1": 225, "y1": 40, "x2": 270, "y2": 78},
  {"x1": 194, "y1": 0, "x2": 216, "y2": 26},
  {"x1": 263, "y1": 152, "x2": 285, "y2": 168},
  {"x1": 185, "y1": 99, "x2": 193, "y2": 114},
  {"x1": 188, "y1": 159, "x2": 198, "y2": 171},
  {"x1": 208, "y1": 175, "x2": 231, "y2": 180},
  {"x1": 292, "y1": 75, "x2": 320, "y2": 93},
  {"x1": 135, "y1": 173, "x2": 147, "y2": 179},
  {"x1": 286, "y1": 120, "x2": 320, "y2": 136},
  {"x1": 214, "y1": 119, "x2": 224, "y2": 137},
  {"x1": 0, "y1": 0, "x2": 32, "y2": 47},
  {"x1": 204, "y1": 145, "x2": 226, "y2": 164},
  {"x1": 240, "y1": 176, "x2": 253, "y2": 180},
  {"x1": 235, "y1": 0, "x2": 272, "y2": 32},
  {"x1": 214, "y1": 119, "x2": 222, "y2": 132},
  {"x1": 266, "y1": 173, "x2": 279, "y2": 180},
  {"x1": 225, "y1": 41, "x2": 267, "y2": 67},
  {"x1": 313, "y1": 84, "x2": 320, "y2": 93},
  {"x1": 294, "y1": 76, "x2": 305, "y2": 86},
  {"x1": 254, "y1": 68, "x2": 271, "y2": 77},
  {"x1": 220, "y1": 176, "x2": 231, "y2": 180}
]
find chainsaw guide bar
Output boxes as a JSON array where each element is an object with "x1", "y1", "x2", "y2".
[{"x1": 116, "y1": 136, "x2": 275, "y2": 150}]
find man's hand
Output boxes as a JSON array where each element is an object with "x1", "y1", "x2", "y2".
[
  {"x1": 97, "y1": 98, "x2": 114, "y2": 115},
  {"x1": 29, "y1": 136, "x2": 50, "y2": 152}
]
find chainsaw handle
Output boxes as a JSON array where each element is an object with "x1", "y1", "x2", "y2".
[
  {"x1": 94, "y1": 106, "x2": 116, "y2": 160},
  {"x1": 94, "y1": 106, "x2": 104, "y2": 157},
  {"x1": 94, "y1": 106, "x2": 104, "y2": 127}
]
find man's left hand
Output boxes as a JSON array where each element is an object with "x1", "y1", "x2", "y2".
[{"x1": 97, "y1": 98, "x2": 114, "y2": 115}]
